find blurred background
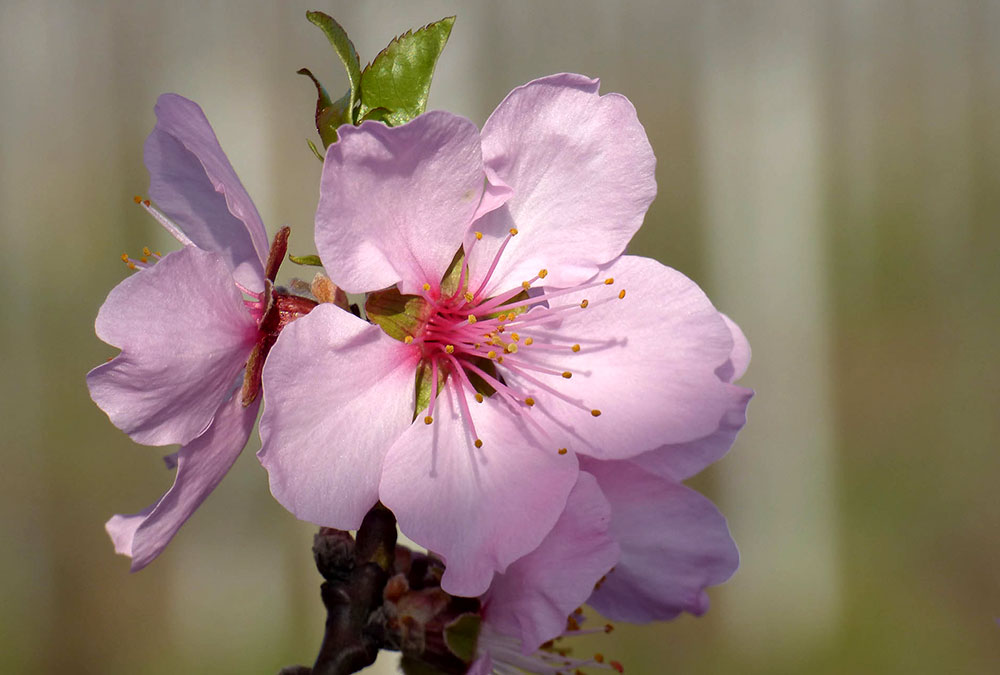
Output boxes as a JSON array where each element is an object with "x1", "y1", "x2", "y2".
[{"x1": 1, "y1": 1, "x2": 998, "y2": 673}]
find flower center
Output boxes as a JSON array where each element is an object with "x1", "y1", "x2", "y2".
[{"x1": 402, "y1": 228, "x2": 626, "y2": 452}]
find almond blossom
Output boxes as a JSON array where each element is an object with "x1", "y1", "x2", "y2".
[
  {"x1": 259, "y1": 73, "x2": 746, "y2": 597},
  {"x1": 88, "y1": 94, "x2": 309, "y2": 569}
]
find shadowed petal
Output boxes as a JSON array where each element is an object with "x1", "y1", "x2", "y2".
[
  {"x1": 87, "y1": 246, "x2": 258, "y2": 446},
  {"x1": 503, "y1": 255, "x2": 735, "y2": 461},
  {"x1": 468, "y1": 73, "x2": 656, "y2": 294},
  {"x1": 145, "y1": 93, "x2": 269, "y2": 292},
  {"x1": 380, "y1": 385, "x2": 579, "y2": 598},
  {"x1": 582, "y1": 459, "x2": 739, "y2": 623},
  {"x1": 483, "y1": 471, "x2": 619, "y2": 653},
  {"x1": 315, "y1": 112, "x2": 485, "y2": 295},
  {"x1": 106, "y1": 395, "x2": 259, "y2": 570},
  {"x1": 258, "y1": 304, "x2": 417, "y2": 529}
]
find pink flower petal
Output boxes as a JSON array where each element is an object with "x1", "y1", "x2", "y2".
[
  {"x1": 87, "y1": 246, "x2": 259, "y2": 446},
  {"x1": 482, "y1": 471, "x2": 619, "y2": 653},
  {"x1": 258, "y1": 304, "x2": 418, "y2": 529},
  {"x1": 501, "y1": 255, "x2": 735, "y2": 461},
  {"x1": 629, "y1": 384, "x2": 752, "y2": 482},
  {"x1": 145, "y1": 94, "x2": 269, "y2": 292},
  {"x1": 714, "y1": 313, "x2": 751, "y2": 383},
  {"x1": 380, "y1": 386, "x2": 580, "y2": 598},
  {"x1": 468, "y1": 73, "x2": 656, "y2": 294},
  {"x1": 106, "y1": 395, "x2": 259, "y2": 570},
  {"x1": 582, "y1": 458, "x2": 739, "y2": 623},
  {"x1": 315, "y1": 112, "x2": 485, "y2": 295},
  {"x1": 466, "y1": 655, "x2": 492, "y2": 675}
]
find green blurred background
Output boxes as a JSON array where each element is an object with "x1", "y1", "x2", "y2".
[{"x1": 1, "y1": 1, "x2": 998, "y2": 673}]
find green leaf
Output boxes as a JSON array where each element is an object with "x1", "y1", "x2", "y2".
[
  {"x1": 443, "y1": 613, "x2": 481, "y2": 663},
  {"x1": 288, "y1": 253, "x2": 323, "y2": 266},
  {"x1": 297, "y1": 67, "x2": 351, "y2": 148},
  {"x1": 305, "y1": 11, "x2": 362, "y2": 122},
  {"x1": 358, "y1": 16, "x2": 455, "y2": 126},
  {"x1": 358, "y1": 106, "x2": 393, "y2": 124}
]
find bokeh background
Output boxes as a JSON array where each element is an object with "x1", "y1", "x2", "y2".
[{"x1": 2, "y1": 1, "x2": 998, "y2": 673}]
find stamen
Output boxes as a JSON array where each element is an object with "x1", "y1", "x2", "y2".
[
  {"x1": 509, "y1": 227, "x2": 518, "y2": 236},
  {"x1": 538, "y1": 268, "x2": 548, "y2": 278},
  {"x1": 475, "y1": 231, "x2": 483, "y2": 240},
  {"x1": 558, "y1": 448, "x2": 568, "y2": 455},
  {"x1": 604, "y1": 277, "x2": 614, "y2": 285},
  {"x1": 136, "y1": 198, "x2": 195, "y2": 247},
  {"x1": 475, "y1": 393, "x2": 484, "y2": 403},
  {"x1": 562, "y1": 371, "x2": 572, "y2": 379},
  {"x1": 422, "y1": 282, "x2": 431, "y2": 291},
  {"x1": 580, "y1": 299, "x2": 589, "y2": 308},
  {"x1": 424, "y1": 416, "x2": 433, "y2": 425},
  {"x1": 445, "y1": 345, "x2": 455, "y2": 354},
  {"x1": 525, "y1": 397, "x2": 535, "y2": 407},
  {"x1": 404, "y1": 336, "x2": 414, "y2": 344},
  {"x1": 524, "y1": 337, "x2": 534, "y2": 345},
  {"x1": 572, "y1": 344, "x2": 581, "y2": 352},
  {"x1": 619, "y1": 289, "x2": 626, "y2": 299},
  {"x1": 591, "y1": 409, "x2": 602, "y2": 417}
]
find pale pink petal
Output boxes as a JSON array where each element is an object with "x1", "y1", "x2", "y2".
[
  {"x1": 582, "y1": 458, "x2": 739, "y2": 622},
  {"x1": 106, "y1": 395, "x2": 259, "y2": 570},
  {"x1": 714, "y1": 313, "x2": 751, "y2": 383},
  {"x1": 315, "y1": 112, "x2": 485, "y2": 295},
  {"x1": 467, "y1": 73, "x2": 656, "y2": 294},
  {"x1": 470, "y1": 166, "x2": 513, "y2": 222},
  {"x1": 629, "y1": 384, "x2": 752, "y2": 482},
  {"x1": 380, "y1": 386, "x2": 579, "y2": 598},
  {"x1": 87, "y1": 246, "x2": 258, "y2": 446},
  {"x1": 501, "y1": 255, "x2": 735, "y2": 460},
  {"x1": 145, "y1": 94, "x2": 269, "y2": 292},
  {"x1": 482, "y1": 471, "x2": 619, "y2": 653},
  {"x1": 258, "y1": 304, "x2": 417, "y2": 529}
]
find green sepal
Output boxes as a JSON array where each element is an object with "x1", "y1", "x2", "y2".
[
  {"x1": 357, "y1": 16, "x2": 455, "y2": 126},
  {"x1": 305, "y1": 11, "x2": 362, "y2": 124},
  {"x1": 297, "y1": 67, "x2": 351, "y2": 148},
  {"x1": 413, "y1": 358, "x2": 448, "y2": 422},
  {"x1": 288, "y1": 253, "x2": 323, "y2": 267},
  {"x1": 306, "y1": 138, "x2": 324, "y2": 162},
  {"x1": 365, "y1": 288, "x2": 429, "y2": 342},
  {"x1": 443, "y1": 613, "x2": 482, "y2": 663},
  {"x1": 359, "y1": 106, "x2": 393, "y2": 124},
  {"x1": 439, "y1": 247, "x2": 467, "y2": 298}
]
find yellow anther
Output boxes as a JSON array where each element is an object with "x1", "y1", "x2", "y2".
[
  {"x1": 562, "y1": 371, "x2": 572, "y2": 379},
  {"x1": 538, "y1": 268, "x2": 548, "y2": 279},
  {"x1": 143, "y1": 246, "x2": 152, "y2": 257},
  {"x1": 139, "y1": 257, "x2": 148, "y2": 264},
  {"x1": 509, "y1": 227, "x2": 519, "y2": 236},
  {"x1": 580, "y1": 299, "x2": 589, "y2": 308},
  {"x1": 507, "y1": 312, "x2": 517, "y2": 321},
  {"x1": 487, "y1": 350, "x2": 497, "y2": 359},
  {"x1": 525, "y1": 397, "x2": 536, "y2": 407},
  {"x1": 424, "y1": 415, "x2": 433, "y2": 425},
  {"x1": 619, "y1": 289, "x2": 626, "y2": 299},
  {"x1": 473, "y1": 342, "x2": 481, "y2": 349},
  {"x1": 474, "y1": 393, "x2": 484, "y2": 403},
  {"x1": 445, "y1": 344, "x2": 455, "y2": 354},
  {"x1": 572, "y1": 344, "x2": 581, "y2": 352},
  {"x1": 468, "y1": 315, "x2": 478, "y2": 324},
  {"x1": 143, "y1": 199, "x2": 151, "y2": 207},
  {"x1": 154, "y1": 251, "x2": 161, "y2": 257},
  {"x1": 404, "y1": 336, "x2": 414, "y2": 344},
  {"x1": 127, "y1": 262, "x2": 137, "y2": 270},
  {"x1": 120, "y1": 253, "x2": 129, "y2": 263},
  {"x1": 497, "y1": 356, "x2": 504, "y2": 364},
  {"x1": 474, "y1": 439, "x2": 483, "y2": 449},
  {"x1": 604, "y1": 624, "x2": 614, "y2": 634},
  {"x1": 464, "y1": 291, "x2": 474, "y2": 302},
  {"x1": 594, "y1": 654, "x2": 605, "y2": 664},
  {"x1": 591, "y1": 409, "x2": 602, "y2": 417},
  {"x1": 475, "y1": 231, "x2": 483, "y2": 240},
  {"x1": 511, "y1": 333, "x2": 520, "y2": 342},
  {"x1": 132, "y1": 195, "x2": 142, "y2": 204},
  {"x1": 604, "y1": 277, "x2": 614, "y2": 285},
  {"x1": 422, "y1": 282, "x2": 431, "y2": 291},
  {"x1": 522, "y1": 281, "x2": 531, "y2": 290},
  {"x1": 524, "y1": 337, "x2": 534, "y2": 346},
  {"x1": 505, "y1": 343, "x2": 518, "y2": 354},
  {"x1": 558, "y1": 447, "x2": 568, "y2": 455}
]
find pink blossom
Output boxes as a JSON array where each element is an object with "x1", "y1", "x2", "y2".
[
  {"x1": 259, "y1": 74, "x2": 744, "y2": 597},
  {"x1": 470, "y1": 322, "x2": 749, "y2": 670},
  {"x1": 89, "y1": 94, "x2": 286, "y2": 569}
]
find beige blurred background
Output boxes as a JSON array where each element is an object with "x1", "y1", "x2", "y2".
[{"x1": 2, "y1": 1, "x2": 998, "y2": 673}]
